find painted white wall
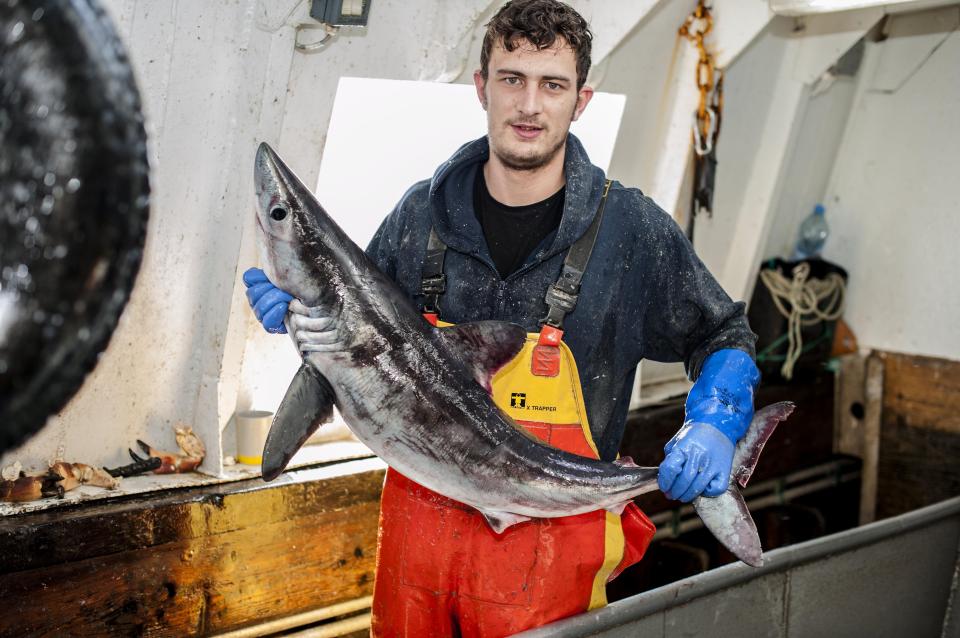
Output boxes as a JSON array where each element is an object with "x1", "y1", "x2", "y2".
[
  {"x1": 741, "y1": 4, "x2": 960, "y2": 363},
  {"x1": 709, "y1": 7, "x2": 884, "y2": 304},
  {"x1": 761, "y1": 76, "x2": 859, "y2": 261},
  {"x1": 820, "y1": 6, "x2": 960, "y2": 360},
  {"x1": 606, "y1": 5, "x2": 882, "y2": 398}
]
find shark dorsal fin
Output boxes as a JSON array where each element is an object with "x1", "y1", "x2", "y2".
[{"x1": 437, "y1": 321, "x2": 528, "y2": 391}]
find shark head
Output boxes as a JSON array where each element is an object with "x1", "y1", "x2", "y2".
[{"x1": 254, "y1": 142, "x2": 336, "y2": 307}]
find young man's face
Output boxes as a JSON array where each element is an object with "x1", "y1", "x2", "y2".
[{"x1": 474, "y1": 37, "x2": 593, "y2": 172}]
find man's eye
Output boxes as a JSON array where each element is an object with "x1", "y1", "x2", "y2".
[
  {"x1": 545, "y1": 82, "x2": 562, "y2": 91},
  {"x1": 504, "y1": 77, "x2": 521, "y2": 85}
]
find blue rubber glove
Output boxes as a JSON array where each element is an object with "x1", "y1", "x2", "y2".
[
  {"x1": 658, "y1": 349, "x2": 761, "y2": 502},
  {"x1": 243, "y1": 268, "x2": 293, "y2": 334}
]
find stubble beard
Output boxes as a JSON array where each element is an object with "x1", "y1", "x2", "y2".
[
  {"x1": 491, "y1": 129, "x2": 568, "y2": 172},
  {"x1": 489, "y1": 100, "x2": 578, "y2": 172}
]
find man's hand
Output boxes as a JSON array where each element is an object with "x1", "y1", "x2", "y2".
[
  {"x1": 658, "y1": 422, "x2": 734, "y2": 502},
  {"x1": 286, "y1": 300, "x2": 342, "y2": 353},
  {"x1": 658, "y1": 348, "x2": 761, "y2": 502},
  {"x1": 243, "y1": 268, "x2": 293, "y2": 334}
]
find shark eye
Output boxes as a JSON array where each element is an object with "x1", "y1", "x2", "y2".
[{"x1": 270, "y1": 207, "x2": 288, "y2": 221}]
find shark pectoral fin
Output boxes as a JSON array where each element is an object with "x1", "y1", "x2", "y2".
[
  {"x1": 261, "y1": 364, "x2": 337, "y2": 482},
  {"x1": 733, "y1": 401, "x2": 796, "y2": 488},
  {"x1": 693, "y1": 486, "x2": 763, "y2": 567},
  {"x1": 478, "y1": 508, "x2": 532, "y2": 534},
  {"x1": 437, "y1": 321, "x2": 528, "y2": 390}
]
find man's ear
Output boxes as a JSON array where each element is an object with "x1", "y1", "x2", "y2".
[
  {"x1": 572, "y1": 85, "x2": 595, "y2": 122},
  {"x1": 473, "y1": 70, "x2": 488, "y2": 110}
]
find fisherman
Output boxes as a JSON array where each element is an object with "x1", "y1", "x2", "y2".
[{"x1": 244, "y1": 0, "x2": 760, "y2": 634}]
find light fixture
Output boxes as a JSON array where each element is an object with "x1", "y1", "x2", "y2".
[{"x1": 310, "y1": 0, "x2": 372, "y2": 27}]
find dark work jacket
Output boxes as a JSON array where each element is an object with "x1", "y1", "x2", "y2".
[{"x1": 365, "y1": 134, "x2": 756, "y2": 461}]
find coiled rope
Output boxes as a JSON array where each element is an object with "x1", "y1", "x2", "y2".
[{"x1": 758, "y1": 262, "x2": 846, "y2": 379}]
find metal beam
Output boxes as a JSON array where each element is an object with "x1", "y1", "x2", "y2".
[
  {"x1": 770, "y1": 0, "x2": 958, "y2": 16},
  {"x1": 582, "y1": 0, "x2": 666, "y2": 69}
]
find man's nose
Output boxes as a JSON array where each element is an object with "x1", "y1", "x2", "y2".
[{"x1": 517, "y1": 84, "x2": 543, "y2": 116}]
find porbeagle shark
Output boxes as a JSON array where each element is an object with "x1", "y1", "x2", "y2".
[{"x1": 253, "y1": 142, "x2": 792, "y2": 566}]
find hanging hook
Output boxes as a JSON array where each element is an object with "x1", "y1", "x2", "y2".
[
  {"x1": 692, "y1": 108, "x2": 716, "y2": 156},
  {"x1": 294, "y1": 22, "x2": 339, "y2": 52}
]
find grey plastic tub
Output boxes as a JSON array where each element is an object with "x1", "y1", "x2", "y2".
[{"x1": 516, "y1": 496, "x2": 960, "y2": 638}]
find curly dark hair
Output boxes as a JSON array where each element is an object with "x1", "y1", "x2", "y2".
[{"x1": 480, "y1": 0, "x2": 593, "y2": 90}]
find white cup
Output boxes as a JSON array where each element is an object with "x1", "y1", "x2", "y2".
[{"x1": 235, "y1": 410, "x2": 273, "y2": 465}]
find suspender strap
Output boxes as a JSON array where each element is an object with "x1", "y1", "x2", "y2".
[
  {"x1": 540, "y1": 179, "x2": 612, "y2": 329},
  {"x1": 420, "y1": 179, "x2": 612, "y2": 323},
  {"x1": 420, "y1": 227, "x2": 448, "y2": 315}
]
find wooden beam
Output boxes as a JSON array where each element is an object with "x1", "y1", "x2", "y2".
[
  {"x1": 877, "y1": 352, "x2": 960, "y2": 519},
  {"x1": 834, "y1": 352, "x2": 867, "y2": 456},
  {"x1": 0, "y1": 464, "x2": 385, "y2": 636},
  {"x1": 859, "y1": 352, "x2": 884, "y2": 525}
]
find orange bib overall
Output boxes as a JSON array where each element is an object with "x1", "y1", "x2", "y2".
[{"x1": 371, "y1": 322, "x2": 656, "y2": 637}]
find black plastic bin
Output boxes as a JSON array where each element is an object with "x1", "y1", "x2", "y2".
[{"x1": 747, "y1": 258, "x2": 848, "y2": 381}]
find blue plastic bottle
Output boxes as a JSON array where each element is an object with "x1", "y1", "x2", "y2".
[{"x1": 792, "y1": 204, "x2": 829, "y2": 261}]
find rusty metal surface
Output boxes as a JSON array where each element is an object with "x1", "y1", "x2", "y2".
[{"x1": 516, "y1": 496, "x2": 960, "y2": 638}]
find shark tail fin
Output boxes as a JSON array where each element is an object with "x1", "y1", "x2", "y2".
[
  {"x1": 732, "y1": 401, "x2": 795, "y2": 488},
  {"x1": 692, "y1": 401, "x2": 796, "y2": 567},
  {"x1": 693, "y1": 485, "x2": 763, "y2": 567}
]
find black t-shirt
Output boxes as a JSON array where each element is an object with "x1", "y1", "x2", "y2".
[{"x1": 474, "y1": 168, "x2": 565, "y2": 279}]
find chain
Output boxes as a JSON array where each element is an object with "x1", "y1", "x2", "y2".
[{"x1": 679, "y1": 1, "x2": 721, "y2": 154}]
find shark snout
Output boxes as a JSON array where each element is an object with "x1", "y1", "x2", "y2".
[{"x1": 254, "y1": 143, "x2": 279, "y2": 198}]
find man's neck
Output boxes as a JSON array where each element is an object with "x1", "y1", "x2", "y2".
[{"x1": 483, "y1": 149, "x2": 566, "y2": 207}]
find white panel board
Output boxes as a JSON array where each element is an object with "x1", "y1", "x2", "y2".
[{"x1": 315, "y1": 77, "x2": 625, "y2": 248}]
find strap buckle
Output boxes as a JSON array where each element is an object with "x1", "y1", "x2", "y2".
[
  {"x1": 420, "y1": 273, "x2": 446, "y2": 295},
  {"x1": 540, "y1": 282, "x2": 579, "y2": 328},
  {"x1": 538, "y1": 179, "x2": 611, "y2": 331}
]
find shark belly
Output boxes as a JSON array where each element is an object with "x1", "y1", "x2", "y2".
[{"x1": 311, "y1": 345, "x2": 657, "y2": 517}]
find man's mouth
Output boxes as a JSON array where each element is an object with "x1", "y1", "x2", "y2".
[{"x1": 510, "y1": 123, "x2": 543, "y2": 140}]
